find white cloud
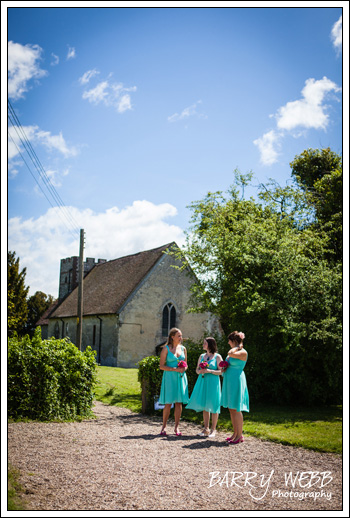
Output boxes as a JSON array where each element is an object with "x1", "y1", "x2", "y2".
[
  {"x1": 8, "y1": 41, "x2": 47, "y2": 100},
  {"x1": 253, "y1": 130, "x2": 281, "y2": 166},
  {"x1": 81, "y1": 79, "x2": 137, "y2": 113},
  {"x1": 254, "y1": 76, "x2": 341, "y2": 165},
  {"x1": 79, "y1": 69, "x2": 100, "y2": 85},
  {"x1": 8, "y1": 125, "x2": 78, "y2": 160},
  {"x1": 50, "y1": 53, "x2": 59, "y2": 66},
  {"x1": 168, "y1": 100, "x2": 207, "y2": 123},
  {"x1": 276, "y1": 77, "x2": 341, "y2": 131},
  {"x1": 331, "y1": 16, "x2": 342, "y2": 52},
  {"x1": 8, "y1": 201, "x2": 185, "y2": 296},
  {"x1": 67, "y1": 46, "x2": 76, "y2": 60}
]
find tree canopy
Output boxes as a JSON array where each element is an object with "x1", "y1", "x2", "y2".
[{"x1": 174, "y1": 149, "x2": 342, "y2": 404}]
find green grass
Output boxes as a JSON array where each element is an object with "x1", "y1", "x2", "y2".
[
  {"x1": 94, "y1": 366, "x2": 142, "y2": 413},
  {"x1": 94, "y1": 366, "x2": 342, "y2": 454},
  {"x1": 8, "y1": 465, "x2": 27, "y2": 511}
]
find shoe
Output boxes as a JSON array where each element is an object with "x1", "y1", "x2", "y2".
[
  {"x1": 229, "y1": 436, "x2": 244, "y2": 444},
  {"x1": 198, "y1": 430, "x2": 210, "y2": 436},
  {"x1": 225, "y1": 436, "x2": 234, "y2": 442},
  {"x1": 208, "y1": 430, "x2": 216, "y2": 438},
  {"x1": 160, "y1": 430, "x2": 167, "y2": 436},
  {"x1": 175, "y1": 432, "x2": 182, "y2": 436}
]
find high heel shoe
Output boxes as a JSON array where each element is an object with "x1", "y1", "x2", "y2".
[
  {"x1": 160, "y1": 430, "x2": 167, "y2": 436},
  {"x1": 228, "y1": 435, "x2": 244, "y2": 444}
]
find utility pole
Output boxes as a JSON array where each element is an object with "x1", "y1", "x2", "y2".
[{"x1": 77, "y1": 229, "x2": 85, "y2": 351}]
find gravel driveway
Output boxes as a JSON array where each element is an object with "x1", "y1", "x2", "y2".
[{"x1": 8, "y1": 401, "x2": 342, "y2": 511}]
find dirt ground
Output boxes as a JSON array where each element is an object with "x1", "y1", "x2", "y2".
[{"x1": 8, "y1": 401, "x2": 343, "y2": 511}]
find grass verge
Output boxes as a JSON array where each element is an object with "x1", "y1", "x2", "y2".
[
  {"x1": 94, "y1": 366, "x2": 342, "y2": 454},
  {"x1": 8, "y1": 465, "x2": 27, "y2": 511}
]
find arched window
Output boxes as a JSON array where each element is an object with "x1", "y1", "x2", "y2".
[
  {"x1": 162, "y1": 303, "x2": 176, "y2": 336},
  {"x1": 54, "y1": 322, "x2": 60, "y2": 339}
]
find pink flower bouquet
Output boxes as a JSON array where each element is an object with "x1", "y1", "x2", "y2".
[
  {"x1": 219, "y1": 360, "x2": 229, "y2": 371},
  {"x1": 199, "y1": 361, "x2": 209, "y2": 377},
  {"x1": 177, "y1": 360, "x2": 187, "y2": 377}
]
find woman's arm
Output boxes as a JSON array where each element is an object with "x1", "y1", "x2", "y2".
[
  {"x1": 159, "y1": 347, "x2": 178, "y2": 372},
  {"x1": 206, "y1": 354, "x2": 224, "y2": 375},
  {"x1": 227, "y1": 347, "x2": 247, "y2": 361},
  {"x1": 195, "y1": 354, "x2": 204, "y2": 375}
]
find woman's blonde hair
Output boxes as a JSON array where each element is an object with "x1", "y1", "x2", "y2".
[{"x1": 165, "y1": 327, "x2": 181, "y2": 347}]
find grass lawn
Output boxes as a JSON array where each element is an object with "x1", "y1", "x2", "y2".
[{"x1": 94, "y1": 366, "x2": 342, "y2": 454}]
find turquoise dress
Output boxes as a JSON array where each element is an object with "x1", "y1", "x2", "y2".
[
  {"x1": 221, "y1": 354, "x2": 249, "y2": 412},
  {"x1": 159, "y1": 345, "x2": 189, "y2": 404},
  {"x1": 186, "y1": 353, "x2": 221, "y2": 414}
]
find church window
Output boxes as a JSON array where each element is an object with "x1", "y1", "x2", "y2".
[{"x1": 162, "y1": 303, "x2": 176, "y2": 336}]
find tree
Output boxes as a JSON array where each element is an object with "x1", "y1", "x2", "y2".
[
  {"x1": 174, "y1": 170, "x2": 342, "y2": 404},
  {"x1": 290, "y1": 148, "x2": 342, "y2": 260},
  {"x1": 25, "y1": 291, "x2": 56, "y2": 337},
  {"x1": 8, "y1": 252, "x2": 29, "y2": 335}
]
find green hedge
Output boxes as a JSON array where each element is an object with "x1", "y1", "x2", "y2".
[
  {"x1": 138, "y1": 338, "x2": 227, "y2": 413},
  {"x1": 8, "y1": 328, "x2": 97, "y2": 420}
]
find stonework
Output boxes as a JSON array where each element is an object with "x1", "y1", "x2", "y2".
[{"x1": 44, "y1": 243, "x2": 222, "y2": 368}]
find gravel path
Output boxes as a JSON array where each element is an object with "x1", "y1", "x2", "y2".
[{"x1": 8, "y1": 401, "x2": 342, "y2": 511}]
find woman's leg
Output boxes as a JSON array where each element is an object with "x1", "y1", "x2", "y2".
[
  {"x1": 228, "y1": 408, "x2": 236, "y2": 440},
  {"x1": 161, "y1": 404, "x2": 172, "y2": 432},
  {"x1": 210, "y1": 412, "x2": 219, "y2": 432},
  {"x1": 203, "y1": 411, "x2": 210, "y2": 433},
  {"x1": 234, "y1": 411, "x2": 243, "y2": 439},
  {"x1": 174, "y1": 403, "x2": 182, "y2": 433}
]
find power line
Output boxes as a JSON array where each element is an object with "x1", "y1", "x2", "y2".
[
  {"x1": 8, "y1": 100, "x2": 80, "y2": 239},
  {"x1": 8, "y1": 131, "x2": 79, "y2": 241}
]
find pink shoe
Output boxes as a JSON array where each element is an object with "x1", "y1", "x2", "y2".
[
  {"x1": 229, "y1": 435, "x2": 244, "y2": 444},
  {"x1": 160, "y1": 430, "x2": 167, "y2": 436}
]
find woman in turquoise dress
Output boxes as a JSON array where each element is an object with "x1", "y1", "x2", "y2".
[
  {"x1": 186, "y1": 337, "x2": 223, "y2": 438},
  {"x1": 159, "y1": 328, "x2": 189, "y2": 436},
  {"x1": 221, "y1": 331, "x2": 249, "y2": 444}
]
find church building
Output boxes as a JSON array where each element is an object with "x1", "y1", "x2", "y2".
[{"x1": 39, "y1": 243, "x2": 221, "y2": 367}]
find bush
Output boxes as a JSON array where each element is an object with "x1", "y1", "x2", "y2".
[
  {"x1": 138, "y1": 337, "x2": 227, "y2": 413},
  {"x1": 8, "y1": 328, "x2": 97, "y2": 420}
]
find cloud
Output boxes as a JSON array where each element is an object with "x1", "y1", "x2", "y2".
[
  {"x1": 8, "y1": 125, "x2": 78, "y2": 160},
  {"x1": 50, "y1": 53, "x2": 59, "y2": 66},
  {"x1": 81, "y1": 78, "x2": 137, "y2": 113},
  {"x1": 8, "y1": 41, "x2": 47, "y2": 100},
  {"x1": 67, "y1": 46, "x2": 76, "y2": 60},
  {"x1": 168, "y1": 100, "x2": 207, "y2": 123},
  {"x1": 79, "y1": 69, "x2": 100, "y2": 85},
  {"x1": 276, "y1": 77, "x2": 341, "y2": 131},
  {"x1": 254, "y1": 77, "x2": 341, "y2": 165},
  {"x1": 253, "y1": 130, "x2": 281, "y2": 166},
  {"x1": 8, "y1": 201, "x2": 185, "y2": 296},
  {"x1": 331, "y1": 15, "x2": 342, "y2": 52}
]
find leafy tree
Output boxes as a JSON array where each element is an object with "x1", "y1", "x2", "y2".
[
  {"x1": 8, "y1": 252, "x2": 29, "y2": 335},
  {"x1": 290, "y1": 148, "x2": 342, "y2": 260},
  {"x1": 25, "y1": 291, "x2": 56, "y2": 337},
  {"x1": 173, "y1": 171, "x2": 342, "y2": 404}
]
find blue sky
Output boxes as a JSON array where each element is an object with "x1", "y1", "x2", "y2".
[{"x1": 5, "y1": 5, "x2": 344, "y2": 297}]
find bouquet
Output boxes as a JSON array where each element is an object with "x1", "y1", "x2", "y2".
[
  {"x1": 177, "y1": 360, "x2": 187, "y2": 377},
  {"x1": 219, "y1": 360, "x2": 229, "y2": 372},
  {"x1": 199, "y1": 361, "x2": 209, "y2": 377}
]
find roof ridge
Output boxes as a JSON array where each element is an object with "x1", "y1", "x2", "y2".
[{"x1": 99, "y1": 242, "x2": 175, "y2": 265}]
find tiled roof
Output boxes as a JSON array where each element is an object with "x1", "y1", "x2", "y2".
[
  {"x1": 49, "y1": 243, "x2": 175, "y2": 318},
  {"x1": 36, "y1": 301, "x2": 59, "y2": 326}
]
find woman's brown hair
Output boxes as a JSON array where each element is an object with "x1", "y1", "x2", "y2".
[
  {"x1": 205, "y1": 337, "x2": 218, "y2": 354},
  {"x1": 228, "y1": 331, "x2": 245, "y2": 348}
]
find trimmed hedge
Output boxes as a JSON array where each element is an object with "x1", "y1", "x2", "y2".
[
  {"x1": 138, "y1": 337, "x2": 226, "y2": 413},
  {"x1": 8, "y1": 328, "x2": 97, "y2": 420}
]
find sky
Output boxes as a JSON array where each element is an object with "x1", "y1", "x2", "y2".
[{"x1": 4, "y1": 4, "x2": 345, "y2": 298}]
